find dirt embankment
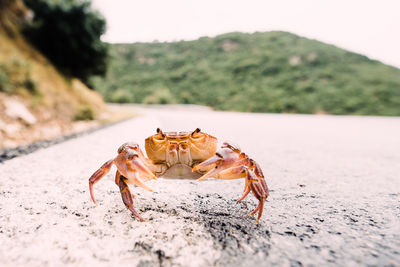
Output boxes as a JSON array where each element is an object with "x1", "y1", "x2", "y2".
[{"x1": 0, "y1": 0, "x2": 109, "y2": 149}]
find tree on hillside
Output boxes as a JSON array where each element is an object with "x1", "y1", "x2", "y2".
[{"x1": 23, "y1": 0, "x2": 108, "y2": 86}]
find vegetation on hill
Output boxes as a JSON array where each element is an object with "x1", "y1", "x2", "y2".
[{"x1": 92, "y1": 31, "x2": 400, "y2": 115}]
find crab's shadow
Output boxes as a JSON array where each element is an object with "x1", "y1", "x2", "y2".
[
  {"x1": 197, "y1": 194, "x2": 270, "y2": 246},
  {"x1": 140, "y1": 191, "x2": 272, "y2": 264}
]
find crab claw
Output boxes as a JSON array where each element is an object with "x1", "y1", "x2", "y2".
[
  {"x1": 196, "y1": 167, "x2": 221, "y2": 181},
  {"x1": 125, "y1": 158, "x2": 157, "y2": 192},
  {"x1": 246, "y1": 170, "x2": 269, "y2": 222},
  {"x1": 114, "y1": 149, "x2": 157, "y2": 192},
  {"x1": 194, "y1": 147, "x2": 240, "y2": 181},
  {"x1": 120, "y1": 143, "x2": 157, "y2": 179},
  {"x1": 128, "y1": 156, "x2": 157, "y2": 181},
  {"x1": 192, "y1": 154, "x2": 221, "y2": 172}
]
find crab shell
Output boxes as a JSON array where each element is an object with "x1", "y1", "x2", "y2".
[{"x1": 144, "y1": 128, "x2": 218, "y2": 178}]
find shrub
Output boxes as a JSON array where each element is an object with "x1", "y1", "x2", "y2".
[
  {"x1": 74, "y1": 106, "x2": 94, "y2": 120},
  {"x1": 0, "y1": 58, "x2": 37, "y2": 94},
  {"x1": 143, "y1": 88, "x2": 175, "y2": 104},
  {"x1": 23, "y1": 0, "x2": 109, "y2": 85}
]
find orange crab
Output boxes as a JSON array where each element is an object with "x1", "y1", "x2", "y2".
[{"x1": 89, "y1": 128, "x2": 269, "y2": 222}]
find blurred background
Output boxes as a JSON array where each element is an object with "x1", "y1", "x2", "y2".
[{"x1": 0, "y1": 0, "x2": 399, "y2": 149}]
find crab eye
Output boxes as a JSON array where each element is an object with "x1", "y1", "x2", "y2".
[
  {"x1": 118, "y1": 143, "x2": 128, "y2": 153},
  {"x1": 191, "y1": 128, "x2": 204, "y2": 139},
  {"x1": 127, "y1": 145, "x2": 138, "y2": 150},
  {"x1": 157, "y1": 128, "x2": 165, "y2": 137},
  {"x1": 154, "y1": 128, "x2": 166, "y2": 140},
  {"x1": 127, "y1": 153, "x2": 139, "y2": 160},
  {"x1": 191, "y1": 128, "x2": 201, "y2": 136}
]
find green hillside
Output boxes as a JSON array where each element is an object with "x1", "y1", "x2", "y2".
[{"x1": 92, "y1": 31, "x2": 400, "y2": 115}]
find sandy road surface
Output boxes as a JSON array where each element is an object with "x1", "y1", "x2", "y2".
[{"x1": 1, "y1": 107, "x2": 400, "y2": 266}]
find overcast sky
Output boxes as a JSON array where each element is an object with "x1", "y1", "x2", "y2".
[{"x1": 92, "y1": 0, "x2": 400, "y2": 68}]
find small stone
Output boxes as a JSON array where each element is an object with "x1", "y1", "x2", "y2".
[
  {"x1": 4, "y1": 98, "x2": 37, "y2": 125},
  {"x1": 40, "y1": 125, "x2": 62, "y2": 139},
  {"x1": 2, "y1": 123, "x2": 21, "y2": 136},
  {"x1": 3, "y1": 139, "x2": 18, "y2": 148},
  {"x1": 0, "y1": 119, "x2": 6, "y2": 131}
]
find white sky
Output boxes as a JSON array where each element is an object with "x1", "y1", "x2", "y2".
[{"x1": 92, "y1": 0, "x2": 400, "y2": 68}]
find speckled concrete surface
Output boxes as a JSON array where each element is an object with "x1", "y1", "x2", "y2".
[{"x1": 1, "y1": 108, "x2": 400, "y2": 266}]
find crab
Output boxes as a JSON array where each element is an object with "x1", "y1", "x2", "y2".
[{"x1": 89, "y1": 128, "x2": 269, "y2": 222}]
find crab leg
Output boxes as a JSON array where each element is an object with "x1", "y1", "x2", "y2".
[
  {"x1": 237, "y1": 186, "x2": 251, "y2": 202},
  {"x1": 115, "y1": 170, "x2": 121, "y2": 185},
  {"x1": 89, "y1": 158, "x2": 114, "y2": 205},
  {"x1": 248, "y1": 180, "x2": 268, "y2": 221},
  {"x1": 248, "y1": 195, "x2": 266, "y2": 221},
  {"x1": 118, "y1": 177, "x2": 145, "y2": 221},
  {"x1": 128, "y1": 171, "x2": 154, "y2": 192}
]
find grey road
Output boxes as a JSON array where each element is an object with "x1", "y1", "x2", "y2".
[{"x1": 1, "y1": 107, "x2": 400, "y2": 266}]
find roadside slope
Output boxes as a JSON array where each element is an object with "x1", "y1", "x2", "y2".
[{"x1": 0, "y1": 0, "x2": 106, "y2": 149}]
